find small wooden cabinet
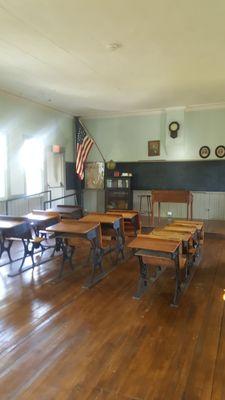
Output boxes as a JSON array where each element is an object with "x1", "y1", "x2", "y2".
[{"x1": 105, "y1": 177, "x2": 133, "y2": 211}]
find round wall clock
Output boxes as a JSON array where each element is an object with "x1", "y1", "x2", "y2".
[
  {"x1": 169, "y1": 121, "x2": 180, "y2": 139},
  {"x1": 215, "y1": 145, "x2": 225, "y2": 158},
  {"x1": 199, "y1": 146, "x2": 210, "y2": 159}
]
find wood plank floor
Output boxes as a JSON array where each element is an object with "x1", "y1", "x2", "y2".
[{"x1": 0, "y1": 222, "x2": 225, "y2": 399}]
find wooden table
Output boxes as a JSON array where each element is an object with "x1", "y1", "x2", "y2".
[
  {"x1": 0, "y1": 218, "x2": 27, "y2": 262},
  {"x1": 24, "y1": 211, "x2": 60, "y2": 234},
  {"x1": 46, "y1": 220, "x2": 105, "y2": 287},
  {"x1": 80, "y1": 213, "x2": 125, "y2": 261},
  {"x1": 48, "y1": 205, "x2": 83, "y2": 219},
  {"x1": 128, "y1": 236, "x2": 182, "y2": 305},
  {"x1": 0, "y1": 216, "x2": 47, "y2": 277},
  {"x1": 151, "y1": 190, "x2": 193, "y2": 225},
  {"x1": 106, "y1": 209, "x2": 141, "y2": 236}
]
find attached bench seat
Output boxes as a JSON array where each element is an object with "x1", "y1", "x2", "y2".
[{"x1": 141, "y1": 254, "x2": 187, "y2": 269}]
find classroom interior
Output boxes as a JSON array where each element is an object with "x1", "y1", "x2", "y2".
[{"x1": 1, "y1": 1, "x2": 225, "y2": 399}]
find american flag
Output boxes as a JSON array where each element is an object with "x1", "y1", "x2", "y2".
[{"x1": 75, "y1": 119, "x2": 94, "y2": 180}]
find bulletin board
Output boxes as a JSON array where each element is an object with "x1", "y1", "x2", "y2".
[{"x1": 85, "y1": 162, "x2": 105, "y2": 189}]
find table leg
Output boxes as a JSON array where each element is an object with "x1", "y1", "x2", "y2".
[
  {"x1": 133, "y1": 256, "x2": 149, "y2": 299},
  {"x1": 0, "y1": 237, "x2": 13, "y2": 263},
  {"x1": 150, "y1": 201, "x2": 154, "y2": 226},
  {"x1": 115, "y1": 227, "x2": 125, "y2": 262},
  {"x1": 139, "y1": 196, "x2": 143, "y2": 213},
  {"x1": 83, "y1": 242, "x2": 105, "y2": 288},
  {"x1": 190, "y1": 199, "x2": 193, "y2": 219},
  {"x1": 131, "y1": 216, "x2": 138, "y2": 236},
  {"x1": 58, "y1": 239, "x2": 75, "y2": 278},
  {"x1": 147, "y1": 196, "x2": 151, "y2": 224},
  {"x1": 171, "y1": 252, "x2": 181, "y2": 306},
  {"x1": 158, "y1": 202, "x2": 161, "y2": 225}
]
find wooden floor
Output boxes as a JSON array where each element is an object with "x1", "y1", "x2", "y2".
[{"x1": 1, "y1": 221, "x2": 225, "y2": 399}]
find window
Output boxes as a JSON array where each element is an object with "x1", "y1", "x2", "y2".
[
  {"x1": 0, "y1": 135, "x2": 7, "y2": 199},
  {"x1": 21, "y1": 138, "x2": 44, "y2": 195}
]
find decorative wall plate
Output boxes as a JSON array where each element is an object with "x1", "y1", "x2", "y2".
[
  {"x1": 215, "y1": 145, "x2": 225, "y2": 158},
  {"x1": 199, "y1": 146, "x2": 210, "y2": 159}
]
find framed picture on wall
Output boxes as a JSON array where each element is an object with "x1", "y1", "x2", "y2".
[{"x1": 148, "y1": 140, "x2": 160, "y2": 156}]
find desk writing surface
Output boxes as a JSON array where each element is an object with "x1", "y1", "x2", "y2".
[
  {"x1": 0, "y1": 220, "x2": 24, "y2": 229},
  {"x1": 81, "y1": 214, "x2": 120, "y2": 224},
  {"x1": 25, "y1": 212, "x2": 59, "y2": 222},
  {"x1": 46, "y1": 220, "x2": 100, "y2": 235},
  {"x1": 106, "y1": 210, "x2": 138, "y2": 219},
  {"x1": 164, "y1": 226, "x2": 196, "y2": 234},
  {"x1": 173, "y1": 220, "x2": 204, "y2": 230},
  {"x1": 128, "y1": 237, "x2": 180, "y2": 253},
  {"x1": 49, "y1": 206, "x2": 80, "y2": 214},
  {"x1": 150, "y1": 229, "x2": 191, "y2": 242}
]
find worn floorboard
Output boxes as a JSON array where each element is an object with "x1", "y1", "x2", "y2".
[{"x1": 0, "y1": 222, "x2": 225, "y2": 399}]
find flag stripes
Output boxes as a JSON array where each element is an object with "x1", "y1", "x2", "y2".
[{"x1": 75, "y1": 120, "x2": 94, "y2": 180}]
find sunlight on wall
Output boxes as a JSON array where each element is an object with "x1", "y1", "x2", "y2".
[
  {"x1": 0, "y1": 135, "x2": 7, "y2": 198},
  {"x1": 20, "y1": 137, "x2": 44, "y2": 195}
]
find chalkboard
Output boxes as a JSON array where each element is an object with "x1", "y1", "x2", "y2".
[
  {"x1": 65, "y1": 162, "x2": 84, "y2": 190},
  {"x1": 106, "y1": 160, "x2": 225, "y2": 191}
]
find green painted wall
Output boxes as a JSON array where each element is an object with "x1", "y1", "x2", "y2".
[
  {"x1": 84, "y1": 108, "x2": 225, "y2": 162},
  {"x1": 0, "y1": 91, "x2": 73, "y2": 196}
]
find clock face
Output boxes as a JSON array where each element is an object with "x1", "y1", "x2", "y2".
[
  {"x1": 169, "y1": 122, "x2": 179, "y2": 132},
  {"x1": 169, "y1": 121, "x2": 180, "y2": 139}
]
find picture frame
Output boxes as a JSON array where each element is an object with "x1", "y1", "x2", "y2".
[
  {"x1": 199, "y1": 146, "x2": 210, "y2": 159},
  {"x1": 215, "y1": 145, "x2": 225, "y2": 158},
  {"x1": 148, "y1": 140, "x2": 160, "y2": 156}
]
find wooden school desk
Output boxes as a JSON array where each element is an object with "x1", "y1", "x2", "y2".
[
  {"x1": 80, "y1": 213, "x2": 125, "y2": 261},
  {"x1": 48, "y1": 205, "x2": 83, "y2": 219},
  {"x1": 0, "y1": 218, "x2": 27, "y2": 262},
  {"x1": 106, "y1": 209, "x2": 141, "y2": 236},
  {"x1": 143, "y1": 229, "x2": 193, "y2": 277},
  {"x1": 0, "y1": 216, "x2": 48, "y2": 277},
  {"x1": 128, "y1": 236, "x2": 182, "y2": 305},
  {"x1": 150, "y1": 190, "x2": 193, "y2": 225},
  {"x1": 172, "y1": 219, "x2": 204, "y2": 241},
  {"x1": 46, "y1": 219, "x2": 104, "y2": 287}
]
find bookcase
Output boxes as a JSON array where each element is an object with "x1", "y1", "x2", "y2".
[{"x1": 105, "y1": 177, "x2": 133, "y2": 210}]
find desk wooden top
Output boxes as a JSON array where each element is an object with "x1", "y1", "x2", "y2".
[
  {"x1": 106, "y1": 210, "x2": 138, "y2": 219},
  {"x1": 48, "y1": 206, "x2": 80, "y2": 214},
  {"x1": 128, "y1": 236, "x2": 180, "y2": 254},
  {"x1": 25, "y1": 212, "x2": 59, "y2": 222},
  {"x1": 0, "y1": 219, "x2": 25, "y2": 229},
  {"x1": 151, "y1": 190, "x2": 192, "y2": 203},
  {"x1": 150, "y1": 229, "x2": 191, "y2": 242},
  {"x1": 163, "y1": 225, "x2": 196, "y2": 234},
  {"x1": 80, "y1": 214, "x2": 121, "y2": 224},
  {"x1": 173, "y1": 220, "x2": 204, "y2": 230},
  {"x1": 46, "y1": 220, "x2": 100, "y2": 235}
]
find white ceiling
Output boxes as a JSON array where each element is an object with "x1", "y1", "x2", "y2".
[{"x1": 0, "y1": 0, "x2": 225, "y2": 116}]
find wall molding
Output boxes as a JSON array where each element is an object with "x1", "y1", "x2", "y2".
[{"x1": 82, "y1": 102, "x2": 225, "y2": 119}]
